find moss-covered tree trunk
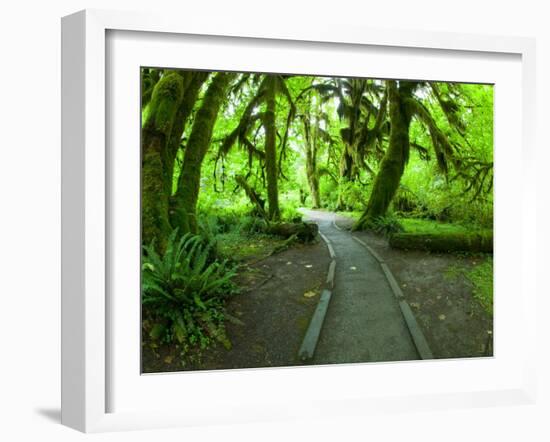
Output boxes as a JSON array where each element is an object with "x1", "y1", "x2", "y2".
[
  {"x1": 141, "y1": 71, "x2": 185, "y2": 250},
  {"x1": 302, "y1": 111, "x2": 321, "y2": 209},
  {"x1": 172, "y1": 72, "x2": 235, "y2": 233},
  {"x1": 164, "y1": 72, "x2": 209, "y2": 196},
  {"x1": 335, "y1": 145, "x2": 354, "y2": 210},
  {"x1": 353, "y1": 81, "x2": 415, "y2": 230},
  {"x1": 306, "y1": 153, "x2": 321, "y2": 208},
  {"x1": 264, "y1": 77, "x2": 281, "y2": 220}
]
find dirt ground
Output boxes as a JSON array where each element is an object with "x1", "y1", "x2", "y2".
[
  {"x1": 334, "y1": 215, "x2": 493, "y2": 359},
  {"x1": 142, "y1": 214, "x2": 493, "y2": 373},
  {"x1": 142, "y1": 238, "x2": 331, "y2": 373}
]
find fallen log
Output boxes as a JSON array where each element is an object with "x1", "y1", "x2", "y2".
[
  {"x1": 265, "y1": 222, "x2": 319, "y2": 243},
  {"x1": 389, "y1": 231, "x2": 493, "y2": 253}
]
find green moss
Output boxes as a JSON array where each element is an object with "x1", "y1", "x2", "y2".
[
  {"x1": 443, "y1": 259, "x2": 493, "y2": 315},
  {"x1": 389, "y1": 231, "x2": 493, "y2": 253},
  {"x1": 465, "y1": 258, "x2": 493, "y2": 314},
  {"x1": 173, "y1": 73, "x2": 235, "y2": 233},
  {"x1": 141, "y1": 71, "x2": 185, "y2": 250},
  {"x1": 399, "y1": 218, "x2": 472, "y2": 235},
  {"x1": 145, "y1": 71, "x2": 185, "y2": 137},
  {"x1": 217, "y1": 232, "x2": 286, "y2": 262},
  {"x1": 141, "y1": 136, "x2": 172, "y2": 251},
  {"x1": 353, "y1": 81, "x2": 414, "y2": 230}
]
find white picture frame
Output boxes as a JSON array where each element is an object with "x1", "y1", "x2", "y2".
[{"x1": 61, "y1": 9, "x2": 537, "y2": 433}]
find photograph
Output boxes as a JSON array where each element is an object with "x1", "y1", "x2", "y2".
[{"x1": 140, "y1": 68, "x2": 494, "y2": 373}]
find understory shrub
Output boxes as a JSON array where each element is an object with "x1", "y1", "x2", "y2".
[
  {"x1": 370, "y1": 214, "x2": 405, "y2": 237},
  {"x1": 142, "y1": 229, "x2": 238, "y2": 354}
]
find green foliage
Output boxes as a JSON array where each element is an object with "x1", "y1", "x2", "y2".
[
  {"x1": 335, "y1": 179, "x2": 370, "y2": 211},
  {"x1": 142, "y1": 229, "x2": 238, "y2": 352},
  {"x1": 445, "y1": 258, "x2": 493, "y2": 315},
  {"x1": 466, "y1": 258, "x2": 493, "y2": 315},
  {"x1": 198, "y1": 210, "x2": 268, "y2": 237},
  {"x1": 281, "y1": 202, "x2": 303, "y2": 222},
  {"x1": 399, "y1": 218, "x2": 471, "y2": 235},
  {"x1": 369, "y1": 214, "x2": 405, "y2": 237}
]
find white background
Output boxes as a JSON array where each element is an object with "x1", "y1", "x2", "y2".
[{"x1": 1, "y1": 0, "x2": 548, "y2": 441}]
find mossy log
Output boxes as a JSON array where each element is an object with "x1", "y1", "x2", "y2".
[
  {"x1": 266, "y1": 222, "x2": 319, "y2": 243},
  {"x1": 389, "y1": 232, "x2": 493, "y2": 253}
]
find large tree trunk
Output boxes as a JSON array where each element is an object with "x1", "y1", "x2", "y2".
[
  {"x1": 353, "y1": 81, "x2": 415, "y2": 230},
  {"x1": 141, "y1": 71, "x2": 185, "y2": 250},
  {"x1": 172, "y1": 72, "x2": 235, "y2": 233},
  {"x1": 164, "y1": 72, "x2": 209, "y2": 196},
  {"x1": 306, "y1": 161, "x2": 321, "y2": 208},
  {"x1": 264, "y1": 77, "x2": 281, "y2": 220}
]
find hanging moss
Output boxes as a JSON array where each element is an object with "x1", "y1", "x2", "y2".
[
  {"x1": 353, "y1": 81, "x2": 415, "y2": 230},
  {"x1": 301, "y1": 109, "x2": 321, "y2": 209}
]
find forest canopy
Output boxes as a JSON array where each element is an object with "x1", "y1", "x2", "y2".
[{"x1": 141, "y1": 68, "x2": 493, "y2": 248}]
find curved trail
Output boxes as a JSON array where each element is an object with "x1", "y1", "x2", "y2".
[{"x1": 302, "y1": 209, "x2": 419, "y2": 364}]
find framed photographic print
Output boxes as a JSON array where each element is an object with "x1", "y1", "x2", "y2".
[{"x1": 61, "y1": 9, "x2": 537, "y2": 433}]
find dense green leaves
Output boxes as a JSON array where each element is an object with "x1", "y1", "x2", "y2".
[{"x1": 142, "y1": 229, "x2": 237, "y2": 349}]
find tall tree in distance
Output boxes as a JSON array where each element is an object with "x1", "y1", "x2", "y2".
[
  {"x1": 299, "y1": 87, "x2": 327, "y2": 209},
  {"x1": 263, "y1": 76, "x2": 281, "y2": 220}
]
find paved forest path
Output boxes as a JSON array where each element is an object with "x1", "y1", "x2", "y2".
[{"x1": 301, "y1": 209, "x2": 420, "y2": 364}]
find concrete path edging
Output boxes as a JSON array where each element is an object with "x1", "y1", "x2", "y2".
[
  {"x1": 351, "y1": 233, "x2": 434, "y2": 360},
  {"x1": 298, "y1": 233, "x2": 336, "y2": 361},
  {"x1": 298, "y1": 289, "x2": 333, "y2": 361}
]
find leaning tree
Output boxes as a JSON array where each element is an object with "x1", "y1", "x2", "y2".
[
  {"x1": 171, "y1": 72, "x2": 237, "y2": 234},
  {"x1": 353, "y1": 79, "x2": 487, "y2": 230}
]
